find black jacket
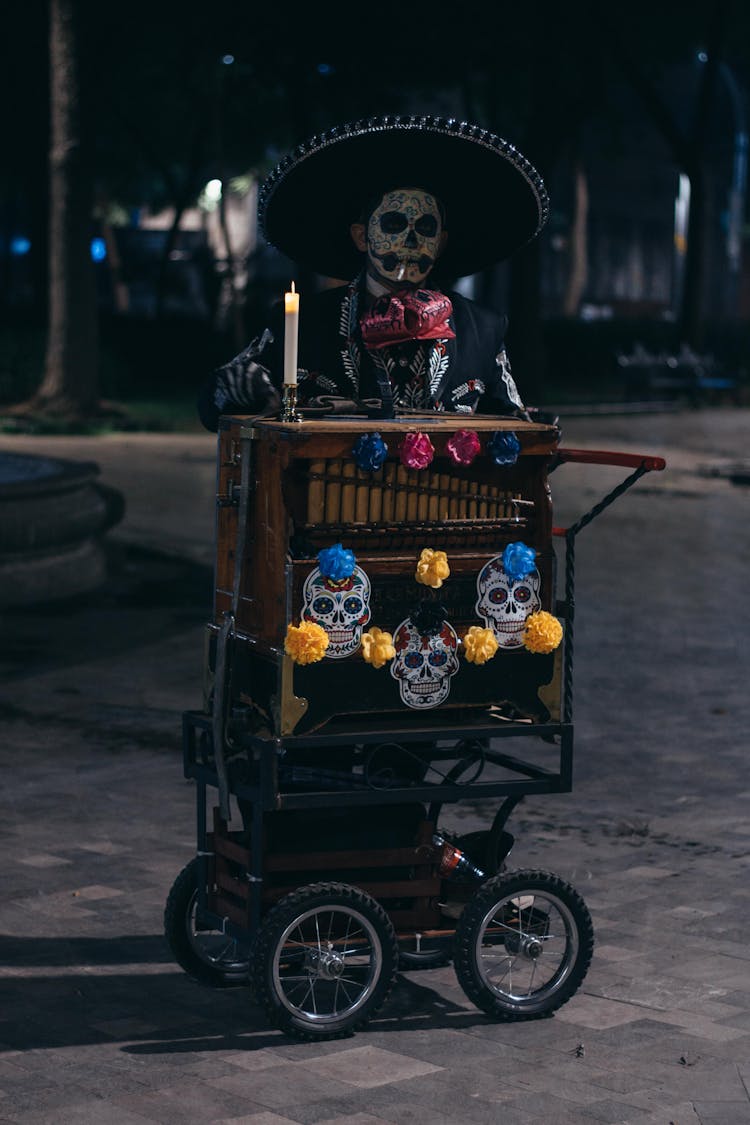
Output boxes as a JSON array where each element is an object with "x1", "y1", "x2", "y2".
[{"x1": 197, "y1": 281, "x2": 527, "y2": 431}]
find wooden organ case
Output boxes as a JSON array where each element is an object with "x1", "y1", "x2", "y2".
[{"x1": 210, "y1": 414, "x2": 561, "y2": 739}]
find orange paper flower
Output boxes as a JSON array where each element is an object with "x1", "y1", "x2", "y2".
[
  {"x1": 360, "y1": 626, "x2": 396, "y2": 669},
  {"x1": 284, "y1": 620, "x2": 330, "y2": 664},
  {"x1": 415, "y1": 548, "x2": 450, "y2": 589},
  {"x1": 522, "y1": 612, "x2": 563, "y2": 654},
  {"x1": 462, "y1": 625, "x2": 499, "y2": 665}
]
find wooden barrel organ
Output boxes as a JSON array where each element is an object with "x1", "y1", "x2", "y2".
[{"x1": 209, "y1": 415, "x2": 562, "y2": 737}]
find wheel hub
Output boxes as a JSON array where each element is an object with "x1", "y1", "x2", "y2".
[
  {"x1": 521, "y1": 935, "x2": 543, "y2": 960},
  {"x1": 504, "y1": 932, "x2": 544, "y2": 959},
  {"x1": 306, "y1": 947, "x2": 346, "y2": 980}
]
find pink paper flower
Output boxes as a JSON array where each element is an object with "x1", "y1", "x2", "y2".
[
  {"x1": 446, "y1": 429, "x2": 481, "y2": 466},
  {"x1": 399, "y1": 431, "x2": 435, "y2": 470}
]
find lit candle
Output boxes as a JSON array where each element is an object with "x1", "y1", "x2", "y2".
[{"x1": 284, "y1": 282, "x2": 300, "y2": 385}]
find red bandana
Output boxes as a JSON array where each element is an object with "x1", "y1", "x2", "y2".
[{"x1": 360, "y1": 290, "x2": 455, "y2": 349}]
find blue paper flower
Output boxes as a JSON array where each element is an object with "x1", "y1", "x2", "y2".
[
  {"x1": 352, "y1": 432, "x2": 388, "y2": 472},
  {"x1": 502, "y1": 541, "x2": 536, "y2": 581},
  {"x1": 488, "y1": 430, "x2": 521, "y2": 466},
  {"x1": 318, "y1": 543, "x2": 356, "y2": 581}
]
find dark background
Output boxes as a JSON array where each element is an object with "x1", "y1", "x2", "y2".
[{"x1": 1, "y1": 0, "x2": 749, "y2": 423}]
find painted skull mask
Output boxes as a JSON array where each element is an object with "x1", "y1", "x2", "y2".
[
  {"x1": 475, "y1": 557, "x2": 542, "y2": 649},
  {"x1": 301, "y1": 565, "x2": 371, "y2": 658},
  {"x1": 366, "y1": 188, "x2": 444, "y2": 286},
  {"x1": 390, "y1": 618, "x2": 460, "y2": 709}
]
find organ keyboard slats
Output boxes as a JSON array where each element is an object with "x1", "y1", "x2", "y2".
[{"x1": 301, "y1": 457, "x2": 531, "y2": 544}]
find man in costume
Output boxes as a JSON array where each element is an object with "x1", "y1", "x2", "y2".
[{"x1": 197, "y1": 115, "x2": 548, "y2": 430}]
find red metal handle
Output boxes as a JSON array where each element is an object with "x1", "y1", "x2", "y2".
[{"x1": 556, "y1": 447, "x2": 666, "y2": 472}]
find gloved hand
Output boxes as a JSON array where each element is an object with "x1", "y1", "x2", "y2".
[{"x1": 211, "y1": 329, "x2": 280, "y2": 415}]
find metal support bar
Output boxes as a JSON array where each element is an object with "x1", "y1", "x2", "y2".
[
  {"x1": 563, "y1": 531, "x2": 576, "y2": 726},
  {"x1": 212, "y1": 614, "x2": 234, "y2": 821},
  {"x1": 552, "y1": 461, "x2": 654, "y2": 725},
  {"x1": 565, "y1": 464, "x2": 649, "y2": 540},
  {"x1": 195, "y1": 779, "x2": 209, "y2": 920}
]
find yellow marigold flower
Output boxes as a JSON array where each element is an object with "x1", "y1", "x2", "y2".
[
  {"x1": 415, "y1": 548, "x2": 450, "y2": 589},
  {"x1": 360, "y1": 626, "x2": 396, "y2": 669},
  {"x1": 284, "y1": 620, "x2": 330, "y2": 665},
  {"x1": 523, "y1": 611, "x2": 563, "y2": 654},
  {"x1": 462, "y1": 625, "x2": 499, "y2": 665}
]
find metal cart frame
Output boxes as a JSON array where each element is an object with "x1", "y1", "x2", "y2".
[{"x1": 166, "y1": 443, "x2": 665, "y2": 1039}]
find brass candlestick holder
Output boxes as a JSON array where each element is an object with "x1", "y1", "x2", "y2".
[{"x1": 281, "y1": 382, "x2": 303, "y2": 423}]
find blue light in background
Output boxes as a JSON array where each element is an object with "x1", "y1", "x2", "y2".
[
  {"x1": 222, "y1": 54, "x2": 235, "y2": 65},
  {"x1": 90, "y1": 237, "x2": 107, "y2": 262},
  {"x1": 317, "y1": 63, "x2": 334, "y2": 76},
  {"x1": 10, "y1": 237, "x2": 31, "y2": 256}
]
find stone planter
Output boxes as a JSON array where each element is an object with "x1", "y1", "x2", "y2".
[{"x1": 0, "y1": 452, "x2": 124, "y2": 606}]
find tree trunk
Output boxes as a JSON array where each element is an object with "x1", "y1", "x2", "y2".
[{"x1": 34, "y1": 0, "x2": 98, "y2": 415}]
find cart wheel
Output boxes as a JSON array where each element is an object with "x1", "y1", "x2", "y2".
[
  {"x1": 252, "y1": 882, "x2": 398, "y2": 1040},
  {"x1": 164, "y1": 858, "x2": 251, "y2": 987},
  {"x1": 454, "y1": 870, "x2": 594, "y2": 1021}
]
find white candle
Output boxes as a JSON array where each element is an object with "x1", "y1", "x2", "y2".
[{"x1": 283, "y1": 282, "x2": 300, "y2": 385}]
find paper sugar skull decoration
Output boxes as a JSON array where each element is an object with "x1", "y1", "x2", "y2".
[
  {"x1": 301, "y1": 566, "x2": 372, "y2": 658},
  {"x1": 475, "y1": 556, "x2": 542, "y2": 649},
  {"x1": 391, "y1": 617, "x2": 460, "y2": 709}
]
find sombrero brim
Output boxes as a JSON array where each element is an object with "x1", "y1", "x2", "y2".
[{"x1": 258, "y1": 115, "x2": 549, "y2": 280}]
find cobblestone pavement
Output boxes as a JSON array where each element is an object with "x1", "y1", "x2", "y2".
[{"x1": 1, "y1": 410, "x2": 749, "y2": 1124}]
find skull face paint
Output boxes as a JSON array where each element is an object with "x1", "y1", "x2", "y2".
[
  {"x1": 391, "y1": 618, "x2": 460, "y2": 709},
  {"x1": 301, "y1": 566, "x2": 372, "y2": 658},
  {"x1": 366, "y1": 188, "x2": 444, "y2": 286},
  {"x1": 475, "y1": 556, "x2": 542, "y2": 649}
]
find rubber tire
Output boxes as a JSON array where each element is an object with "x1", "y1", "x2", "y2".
[
  {"x1": 252, "y1": 882, "x2": 398, "y2": 1041},
  {"x1": 164, "y1": 858, "x2": 251, "y2": 987},
  {"x1": 454, "y1": 869, "x2": 594, "y2": 1021},
  {"x1": 398, "y1": 940, "x2": 452, "y2": 970}
]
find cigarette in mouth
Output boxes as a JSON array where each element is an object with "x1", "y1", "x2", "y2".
[{"x1": 396, "y1": 263, "x2": 406, "y2": 281}]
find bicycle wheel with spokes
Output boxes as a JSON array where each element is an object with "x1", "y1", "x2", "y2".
[
  {"x1": 454, "y1": 869, "x2": 594, "y2": 1020},
  {"x1": 164, "y1": 858, "x2": 251, "y2": 986},
  {"x1": 252, "y1": 882, "x2": 398, "y2": 1040}
]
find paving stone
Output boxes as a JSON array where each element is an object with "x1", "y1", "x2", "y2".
[
  {"x1": 644, "y1": 1009, "x2": 749, "y2": 1042},
  {"x1": 553, "y1": 995, "x2": 652, "y2": 1029},
  {"x1": 297, "y1": 1045, "x2": 442, "y2": 1088},
  {"x1": 593, "y1": 944, "x2": 642, "y2": 962},
  {"x1": 209, "y1": 1065, "x2": 354, "y2": 1110},
  {"x1": 317, "y1": 1116, "x2": 397, "y2": 1125},
  {"x1": 111, "y1": 1082, "x2": 269, "y2": 1123},
  {"x1": 220, "y1": 1052, "x2": 290, "y2": 1073},
  {"x1": 213, "y1": 1116, "x2": 302, "y2": 1125},
  {"x1": 619, "y1": 1103, "x2": 701, "y2": 1125},
  {"x1": 17, "y1": 854, "x2": 72, "y2": 869},
  {"x1": 281, "y1": 1083, "x2": 469, "y2": 1125},
  {"x1": 4, "y1": 1103, "x2": 156, "y2": 1125}
]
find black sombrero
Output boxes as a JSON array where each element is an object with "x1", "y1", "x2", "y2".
[{"x1": 258, "y1": 115, "x2": 549, "y2": 280}]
